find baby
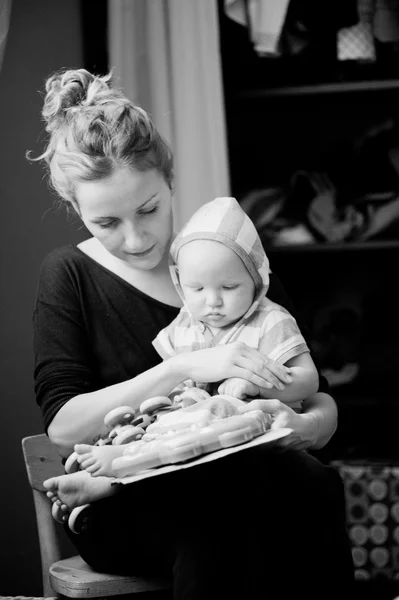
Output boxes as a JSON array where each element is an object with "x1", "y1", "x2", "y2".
[
  {"x1": 153, "y1": 196, "x2": 319, "y2": 407},
  {"x1": 73, "y1": 197, "x2": 318, "y2": 478}
]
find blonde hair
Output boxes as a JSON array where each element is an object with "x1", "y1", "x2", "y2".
[{"x1": 28, "y1": 68, "x2": 174, "y2": 209}]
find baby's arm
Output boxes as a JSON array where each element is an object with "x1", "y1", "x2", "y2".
[{"x1": 257, "y1": 352, "x2": 319, "y2": 404}]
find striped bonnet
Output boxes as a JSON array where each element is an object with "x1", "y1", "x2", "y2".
[{"x1": 170, "y1": 197, "x2": 270, "y2": 302}]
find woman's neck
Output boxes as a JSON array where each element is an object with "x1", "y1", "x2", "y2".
[{"x1": 78, "y1": 237, "x2": 182, "y2": 308}]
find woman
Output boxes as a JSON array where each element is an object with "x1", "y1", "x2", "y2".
[{"x1": 31, "y1": 68, "x2": 354, "y2": 600}]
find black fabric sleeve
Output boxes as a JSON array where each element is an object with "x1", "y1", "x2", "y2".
[
  {"x1": 33, "y1": 252, "x2": 97, "y2": 432},
  {"x1": 267, "y1": 272, "x2": 331, "y2": 394}
]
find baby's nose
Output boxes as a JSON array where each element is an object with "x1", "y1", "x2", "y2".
[{"x1": 207, "y1": 292, "x2": 222, "y2": 307}]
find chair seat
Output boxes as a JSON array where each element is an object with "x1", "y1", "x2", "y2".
[{"x1": 49, "y1": 555, "x2": 172, "y2": 598}]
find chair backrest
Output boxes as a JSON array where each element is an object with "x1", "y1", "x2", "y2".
[
  {"x1": 22, "y1": 434, "x2": 173, "y2": 599},
  {"x1": 21, "y1": 434, "x2": 75, "y2": 597}
]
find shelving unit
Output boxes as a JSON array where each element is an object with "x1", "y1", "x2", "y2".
[
  {"x1": 238, "y1": 78, "x2": 399, "y2": 98},
  {"x1": 267, "y1": 239, "x2": 399, "y2": 253},
  {"x1": 218, "y1": 2, "x2": 399, "y2": 464}
]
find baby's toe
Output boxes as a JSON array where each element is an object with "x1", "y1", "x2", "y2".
[
  {"x1": 75, "y1": 443, "x2": 93, "y2": 455},
  {"x1": 85, "y1": 463, "x2": 100, "y2": 475},
  {"x1": 79, "y1": 456, "x2": 96, "y2": 470},
  {"x1": 77, "y1": 453, "x2": 92, "y2": 464}
]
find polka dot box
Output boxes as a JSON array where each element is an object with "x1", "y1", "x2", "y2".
[{"x1": 332, "y1": 461, "x2": 399, "y2": 581}]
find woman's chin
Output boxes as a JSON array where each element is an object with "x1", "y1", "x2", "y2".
[{"x1": 125, "y1": 249, "x2": 163, "y2": 270}]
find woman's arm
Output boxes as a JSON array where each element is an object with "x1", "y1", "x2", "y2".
[
  {"x1": 47, "y1": 358, "x2": 188, "y2": 456},
  {"x1": 257, "y1": 353, "x2": 319, "y2": 404},
  {"x1": 257, "y1": 392, "x2": 338, "y2": 451},
  {"x1": 301, "y1": 391, "x2": 338, "y2": 449},
  {"x1": 265, "y1": 275, "x2": 338, "y2": 448},
  {"x1": 48, "y1": 342, "x2": 294, "y2": 457}
]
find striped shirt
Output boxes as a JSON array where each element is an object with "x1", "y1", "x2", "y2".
[{"x1": 153, "y1": 296, "x2": 308, "y2": 363}]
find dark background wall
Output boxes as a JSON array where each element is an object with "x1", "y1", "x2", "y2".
[{"x1": 0, "y1": 0, "x2": 86, "y2": 593}]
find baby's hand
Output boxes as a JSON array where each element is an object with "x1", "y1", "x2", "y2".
[
  {"x1": 218, "y1": 377, "x2": 259, "y2": 400},
  {"x1": 174, "y1": 386, "x2": 211, "y2": 407}
]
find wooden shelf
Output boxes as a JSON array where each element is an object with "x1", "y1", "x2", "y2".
[
  {"x1": 265, "y1": 239, "x2": 399, "y2": 253},
  {"x1": 238, "y1": 79, "x2": 399, "y2": 99}
]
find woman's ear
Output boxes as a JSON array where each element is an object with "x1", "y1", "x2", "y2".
[
  {"x1": 169, "y1": 175, "x2": 176, "y2": 196},
  {"x1": 69, "y1": 195, "x2": 80, "y2": 214}
]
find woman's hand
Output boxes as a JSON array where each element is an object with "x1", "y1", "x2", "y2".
[
  {"x1": 240, "y1": 398, "x2": 320, "y2": 451},
  {"x1": 175, "y1": 342, "x2": 293, "y2": 391}
]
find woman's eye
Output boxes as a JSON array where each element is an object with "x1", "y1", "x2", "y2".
[{"x1": 99, "y1": 220, "x2": 117, "y2": 229}]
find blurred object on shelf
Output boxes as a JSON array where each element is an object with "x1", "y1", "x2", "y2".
[
  {"x1": 310, "y1": 297, "x2": 363, "y2": 380},
  {"x1": 220, "y1": 0, "x2": 399, "y2": 91},
  {"x1": 271, "y1": 223, "x2": 315, "y2": 246},
  {"x1": 223, "y1": 0, "x2": 358, "y2": 60},
  {"x1": 224, "y1": 0, "x2": 290, "y2": 57},
  {"x1": 337, "y1": 0, "x2": 376, "y2": 63},
  {"x1": 374, "y1": 0, "x2": 399, "y2": 44},
  {"x1": 322, "y1": 362, "x2": 360, "y2": 387},
  {"x1": 239, "y1": 186, "x2": 286, "y2": 230},
  {"x1": 308, "y1": 183, "x2": 399, "y2": 243},
  {"x1": 240, "y1": 172, "x2": 399, "y2": 247},
  {"x1": 239, "y1": 111, "x2": 399, "y2": 248},
  {"x1": 239, "y1": 185, "x2": 316, "y2": 247}
]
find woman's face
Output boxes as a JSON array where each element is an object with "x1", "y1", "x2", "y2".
[{"x1": 75, "y1": 167, "x2": 174, "y2": 270}]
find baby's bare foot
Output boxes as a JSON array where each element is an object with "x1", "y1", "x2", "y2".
[
  {"x1": 43, "y1": 470, "x2": 118, "y2": 510},
  {"x1": 46, "y1": 490, "x2": 70, "y2": 522},
  {"x1": 75, "y1": 443, "x2": 126, "y2": 477}
]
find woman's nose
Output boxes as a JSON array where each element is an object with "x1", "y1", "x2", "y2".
[{"x1": 124, "y1": 223, "x2": 145, "y2": 251}]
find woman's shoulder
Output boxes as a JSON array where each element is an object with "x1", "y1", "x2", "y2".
[
  {"x1": 39, "y1": 244, "x2": 86, "y2": 278},
  {"x1": 36, "y1": 244, "x2": 90, "y2": 304}
]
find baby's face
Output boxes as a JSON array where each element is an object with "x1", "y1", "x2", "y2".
[{"x1": 177, "y1": 240, "x2": 255, "y2": 330}]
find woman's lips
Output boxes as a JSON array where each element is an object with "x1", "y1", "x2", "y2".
[{"x1": 128, "y1": 244, "x2": 155, "y2": 257}]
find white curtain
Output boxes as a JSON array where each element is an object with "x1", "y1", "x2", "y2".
[
  {"x1": 108, "y1": 0, "x2": 231, "y2": 229},
  {"x1": 0, "y1": 0, "x2": 12, "y2": 71}
]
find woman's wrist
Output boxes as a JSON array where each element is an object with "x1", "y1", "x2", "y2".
[
  {"x1": 300, "y1": 411, "x2": 321, "y2": 448},
  {"x1": 301, "y1": 392, "x2": 337, "y2": 450},
  {"x1": 166, "y1": 353, "x2": 192, "y2": 386}
]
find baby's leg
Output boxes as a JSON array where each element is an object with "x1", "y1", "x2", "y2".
[
  {"x1": 74, "y1": 444, "x2": 127, "y2": 477},
  {"x1": 44, "y1": 470, "x2": 119, "y2": 512}
]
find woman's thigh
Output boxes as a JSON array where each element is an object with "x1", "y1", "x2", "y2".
[
  {"x1": 176, "y1": 447, "x2": 354, "y2": 597},
  {"x1": 65, "y1": 448, "x2": 354, "y2": 598}
]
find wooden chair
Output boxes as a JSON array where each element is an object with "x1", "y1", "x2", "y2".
[{"x1": 21, "y1": 434, "x2": 172, "y2": 598}]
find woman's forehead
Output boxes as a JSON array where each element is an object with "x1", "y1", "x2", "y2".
[{"x1": 75, "y1": 168, "x2": 164, "y2": 216}]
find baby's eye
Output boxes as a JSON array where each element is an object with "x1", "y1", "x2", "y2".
[
  {"x1": 223, "y1": 285, "x2": 238, "y2": 290},
  {"x1": 194, "y1": 287, "x2": 204, "y2": 292},
  {"x1": 139, "y1": 206, "x2": 159, "y2": 217}
]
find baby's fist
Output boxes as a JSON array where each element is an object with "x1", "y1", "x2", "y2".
[{"x1": 218, "y1": 378, "x2": 259, "y2": 400}]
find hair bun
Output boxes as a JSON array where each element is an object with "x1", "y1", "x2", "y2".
[{"x1": 42, "y1": 69, "x2": 97, "y2": 132}]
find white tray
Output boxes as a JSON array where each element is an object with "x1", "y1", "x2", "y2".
[{"x1": 113, "y1": 427, "x2": 292, "y2": 486}]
